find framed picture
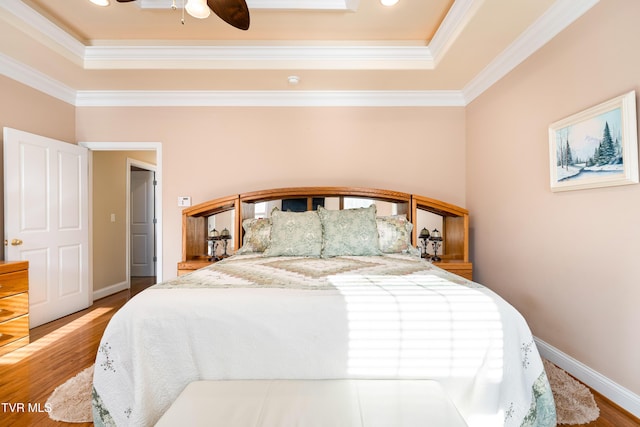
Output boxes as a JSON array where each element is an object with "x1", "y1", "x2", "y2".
[{"x1": 549, "y1": 90, "x2": 638, "y2": 192}]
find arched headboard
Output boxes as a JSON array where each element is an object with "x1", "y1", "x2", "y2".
[{"x1": 179, "y1": 187, "x2": 471, "y2": 279}]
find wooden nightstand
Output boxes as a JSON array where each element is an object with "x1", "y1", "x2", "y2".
[
  {"x1": 177, "y1": 258, "x2": 215, "y2": 276},
  {"x1": 0, "y1": 261, "x2": 30, "y2": 356},
  {"x1": 433, "y1": 261, "x2": 473, "y2": 281}
]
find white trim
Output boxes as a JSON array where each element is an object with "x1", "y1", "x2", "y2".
[
  {"x1": 0, "y1": 53, "x2": 76, "y2": 105},
  {"x1": 463, "y1": 0, "x2": 600, "y2": 103},
  {"x1": 0, "y1": 0, "x2": 85, "y2": 63},
  {"x1": 93, "y1": 280, "x2": 129, "y2": 301},
  {"x1": 75, "y1": 90, "x2": 466, "y2": 107},
  {"x1": 0, "y1": 50, "x2": 459, "y2": 106},
  {"x1": 80, "y1": 141, "x2": 161, "y2": 151},
  {"x1": 429, "y1": 0, "x2": 483, "y2": 66},
  {"x1": 83, "y1": 45, "x2": 433, "y2": 70},
  {"x1": 535, "y1": 337, "x2": 640, "y2": 418},
  {"x1": 79, "y1": 142, "x2": 163, "y2": 284},
  {"x1": 86, "y1": 150, "x2": 95, "y2": 305}
]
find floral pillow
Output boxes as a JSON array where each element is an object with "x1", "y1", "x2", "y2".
[
  {"x1": 376, "y1": 215, "x2": 413, "y2": 253},
  {"x1": 317, "y1": 205, "x2": 382, "y2": 258},
  {"x1": 263, "y1": 210, "x2": 323, "y2": 257},
  {"x1": 236, "y1": 217, "x2": 271, "y2": 254}
]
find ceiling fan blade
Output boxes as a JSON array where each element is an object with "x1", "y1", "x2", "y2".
[{"x1": 207, "y1": 0, "x2": 250, "y2": 31}]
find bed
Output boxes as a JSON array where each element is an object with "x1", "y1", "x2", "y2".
[{"x1": 92, "y1": 187, "x2": 556, "y2": 427}]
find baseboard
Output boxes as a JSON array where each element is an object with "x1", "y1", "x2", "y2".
[
  {"x1": 92, "y1": 280, "x2": 129, "y2": 301},
  {"x1": 535, "y1": 336, "x2": 640, "y2": 418}
]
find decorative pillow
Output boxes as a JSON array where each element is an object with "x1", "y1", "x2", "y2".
[
  {"x1": 376, "y1": 215, "x2": 413, "y2": 253},
  {"x1": 317, "y1": 205, "x2": 382, "y2": 258},
  {"x1": 263, "y1": 210, "x2": 322, "y2": 257},
  {"x1": 236, "y1": 217, "x2": 272, "y2": 254}
]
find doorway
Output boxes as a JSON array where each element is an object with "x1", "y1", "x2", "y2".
[{"x1": 80, "y1": 142, "x2": 163, "y2": 300}]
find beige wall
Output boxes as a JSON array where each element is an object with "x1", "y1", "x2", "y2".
[
  {"x1": 0, "y1": 76, "x2": 76, "y2": 260},
  {"x1": 76, "y1": 106, "x2": 467, "y2": 280},
  {"x1": 466, "y1": 0, "x2": 640, "y2": 394},
  {"x1": 92, "y1": 150, "x2": 157, "y2": 291}
]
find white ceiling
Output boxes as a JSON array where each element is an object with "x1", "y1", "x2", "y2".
[{"x1": 0, "y1": 0, "x2": 599, "y2": 106}]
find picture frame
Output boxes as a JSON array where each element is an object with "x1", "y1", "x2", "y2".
[{"x1": 548, "y1": 90, "x2": 638, "y2": 192}]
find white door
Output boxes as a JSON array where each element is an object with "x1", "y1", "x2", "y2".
[
  {"x1": 4, "y1": 128, "x2": 90, "y2": 328},
  {"x1": 130, "y1": 169, "x2": 155, "y2": 276}
]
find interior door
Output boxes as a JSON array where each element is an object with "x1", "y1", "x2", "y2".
[
  {"x1": 3, "y1": 127, "x2": 90, "y2": 328},
  {"x1": 130, "y1": 169, "x2": 155, "y2": 277}
]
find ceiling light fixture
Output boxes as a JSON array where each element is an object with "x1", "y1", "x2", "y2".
[
  {"x1": 185, "y1": 0, "x2": 211, "y2": 19},
  {"x1": 106, "y1": 0, "x2": 250, "y2": 30},
  {"x1": 380, "y1": 0, "x2": 399, "y2": 6},
  {"x1": 89, "y1": 0, "x2": 110, "y2": 6}
]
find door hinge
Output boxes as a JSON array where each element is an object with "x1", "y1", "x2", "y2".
[
  {"x1": 153, "y1": 180, "x2": 158, "y2": 186},
  {"x1": 153, "y1": 256, "x2": 157, "y2": 262},
  {"x1": 153, "y1": 218, "x2": 157, "y2": 224}
]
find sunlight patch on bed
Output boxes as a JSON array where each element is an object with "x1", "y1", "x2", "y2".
[{"x1": 330, "y1": 274, "x2": 504, "y2": 381}]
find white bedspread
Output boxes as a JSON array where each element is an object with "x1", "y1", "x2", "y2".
[{"x1": 92, "y1": 254, "x2": 555, "y2": 427}]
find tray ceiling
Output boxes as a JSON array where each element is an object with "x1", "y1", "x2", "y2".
[{"x1": 0, "y1": 0, "x2": 599, "y2": 106}]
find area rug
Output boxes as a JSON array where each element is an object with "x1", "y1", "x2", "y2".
[
  {"x1": 46, "y1": 364, "x2": 94, "y2": 423},
  {"x1": 544, "y1": 359, "x2": 600, "y2": 424},
  {"x1": 49, "y1": 361, "x2": 600, "y2": 425}
]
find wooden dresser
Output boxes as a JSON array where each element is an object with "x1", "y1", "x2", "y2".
[{"x1": 0, "y1": 261, "x2": 29, "y2": 357}]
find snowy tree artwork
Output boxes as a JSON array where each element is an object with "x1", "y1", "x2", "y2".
[
  {"x1": 554, "y1": 108, "x2": 622, "y2": 180},
  {"x1": 549, "y1": 91, "x2": 638, "y2": 192}
]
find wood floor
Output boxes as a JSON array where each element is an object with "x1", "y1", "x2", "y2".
[
  {"x1": 0, "y1": 277, "x2": 155, "y2": 427},
  {"x1": 0, "y1": 276, "x2": 638, "y2": 427}
]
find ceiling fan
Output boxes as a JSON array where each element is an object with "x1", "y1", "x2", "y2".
[{"x1": 115, "y1": 0, "x2": 250, "y2": 31}]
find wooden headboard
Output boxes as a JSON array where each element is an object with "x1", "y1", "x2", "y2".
[{"x1": 179, "y1": 187, "x2": 471, "y2": 279}]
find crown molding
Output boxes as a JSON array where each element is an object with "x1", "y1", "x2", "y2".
[
  {"x1": 429, "y1": 0, "x2": 483, "y2": 66},
  {"x1": 83, "y1": 44, "x2": 434, "y2": 70},
  {"x1": 0, "y1": 0, "x2": 85, "y2": 64},
  {"x1": 0, "y1": 45, "x2": 457, "y2": 107},
  {"x1": 462, "y1": 0, "x2": 600, "y2": 103},
  {"x1": 0, "y1": 52, "x2": 76, "y2": 104},
  {"x1": 75, "y1": 90, "x2": 466, "y2": 107}
]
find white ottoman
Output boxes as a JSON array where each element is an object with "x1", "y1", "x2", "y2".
[{"x1": 156, "y1": 379, "x2": 467, "y2": 427}]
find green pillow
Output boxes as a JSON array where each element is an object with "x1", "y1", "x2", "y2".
[
  {"x1": 317, "y1": 205, "x2": 382, "y2": 258},
  {"x1": 264, "y1": 210, "x2": 322, "y2": 257}
]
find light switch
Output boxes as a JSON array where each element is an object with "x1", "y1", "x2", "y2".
[
  {"x1": 110, "y1": 213, "x2": 116, "y2": 222},
  {"x1": 178, "y1": 196, "x2": 192, "y2": 207}
]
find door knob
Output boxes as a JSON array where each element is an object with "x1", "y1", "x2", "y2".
[{"x1": 10, "y1": 239, "x2": 23, "y2": 246}]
